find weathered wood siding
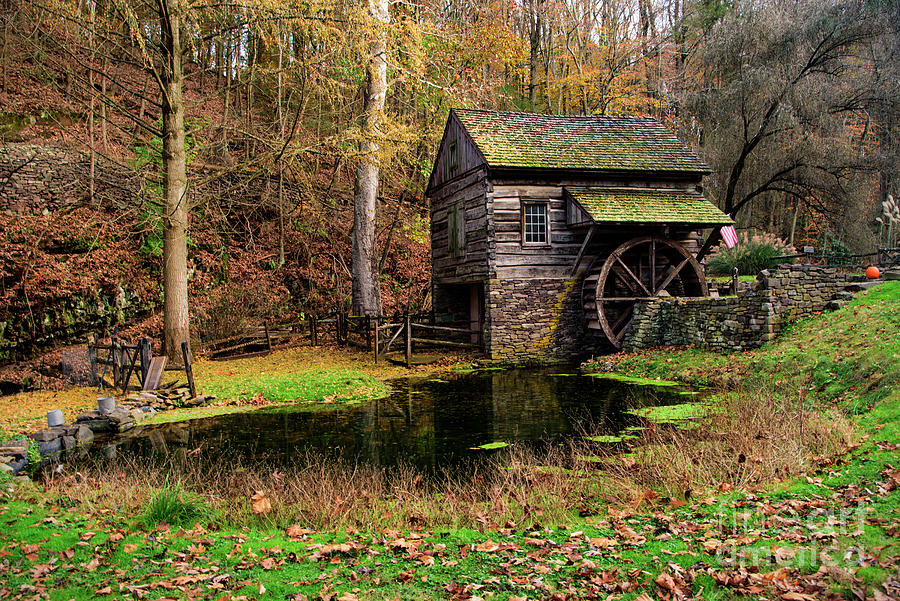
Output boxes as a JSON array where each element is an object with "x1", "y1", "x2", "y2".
[
  {"x1": 485, "y1": 175, "x2": 706, "y2": 280},
  {"x1": 429, "y1": 167, "x2": 490, "y2": 283},
  {"x1": 427, "y1": 112, "x2": 486, "y2": 194}
]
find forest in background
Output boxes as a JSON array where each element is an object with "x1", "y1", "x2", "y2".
[{"x1": 0, "y1": 0, "x2": 898, "y2": 361}]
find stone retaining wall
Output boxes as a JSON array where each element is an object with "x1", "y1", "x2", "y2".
[
  {"x1": 624, "y1": 265, "x2": 855, "y2": 352},
  {"x1": 0, "y1": 286, "x2": 156, "y2": 363},
  {"x1": 0, "y1": 144, "x2": 140, "y2": 215}
]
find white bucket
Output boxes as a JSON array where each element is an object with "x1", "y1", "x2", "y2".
[
  {"x1": 47, "y1": 409, "x2": 64, "y2": 427},
  {"x1": 97, "y1": 396, "x2": 116, "y2": 415}
]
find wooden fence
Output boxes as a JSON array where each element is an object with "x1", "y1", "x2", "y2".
[
  {"x1": 87, "y1": 335, "x2": 195, "y2": 396},
  {"x1": 769, "y1": 246, "x2": 900, "y2": 269},
  {"x1": 200, "y1": 314, "x2": 483, "y2": 366}
]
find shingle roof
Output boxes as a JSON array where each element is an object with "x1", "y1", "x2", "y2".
[
  {"x1": 453, "y1": 109, "x2": 710, "y2": 173},
  {"x1": 566, "y1": 187, "x2": 733, "y2": 225}
]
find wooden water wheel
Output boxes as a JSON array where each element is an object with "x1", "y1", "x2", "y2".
[{"x1": 582, "y1": 236, "x2": 707, "y2": 348}]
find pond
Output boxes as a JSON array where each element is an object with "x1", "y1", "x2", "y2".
[{"x1": 89, "y1": 368, "x2": 693, "y2": 471}]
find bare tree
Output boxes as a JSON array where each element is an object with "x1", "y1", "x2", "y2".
[
  {"x1": 684, "y1": 0, "x2": 892, "y2": 255},
  {"x1": 158, "y1": 0, "x2": 190, "y2": 360}
]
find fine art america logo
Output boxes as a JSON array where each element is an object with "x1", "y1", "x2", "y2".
[{"x1": 707, "y1": 497, "x2": 869, "y2": 569}]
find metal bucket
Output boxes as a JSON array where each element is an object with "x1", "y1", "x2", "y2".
[
  {"x1": 47, "y1": 409, "x2": 64, "y2": 427},
  {"x1": 97, "y1": 396, "x2": 116, "y2": 415}
]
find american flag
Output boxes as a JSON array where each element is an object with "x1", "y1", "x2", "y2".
[{"x1": 720, "y1": 225, "x2": 738, "y2": 248}]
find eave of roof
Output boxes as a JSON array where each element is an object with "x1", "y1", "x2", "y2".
[{"x1": 566, "y1": 187, "x2": 733, "y2": 226}]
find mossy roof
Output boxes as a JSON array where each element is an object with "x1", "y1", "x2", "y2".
[
  {"x1": 566, "y1": 187, "x2": 733, "y2": 225},
  {"x1": 453, "y1": 109, "x2": 710, "y2": 173}
]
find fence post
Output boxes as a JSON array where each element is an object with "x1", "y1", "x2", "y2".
[
  {"x1": 404, "y1": 313, "x2": 411, "y2": 368},
  {"x1": 311, "y1": 316, "x2": 318, "y2": 346},
  {"x1": 87, "y1": 333, "x2": 98, "y2": 386},
  {"x1": 139, "y1": 337, "x2": 151, "y2": 384},
  {"x1": 373, "y1": 317, "x2": 379, "y2": 364},
  {"x1": 365, "y1": 315, "x2": 371, "y2": 351},
  {"x1": 181, "y1": 341, "x2": 196, "y2": 399},
  {"x1": 112, "y1": 338, "x2": 121, "y2": 388},
  {"x1": 264, "y1": 321, "x2": 272, "y2": 351}
]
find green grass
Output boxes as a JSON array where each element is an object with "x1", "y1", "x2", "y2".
[
  {"x1": 201, "y1": 370, "x2": 385, "y2": 405},
  {"x1": 629, "y1": 401, "x2": 710, "y2": 423},
  {"x1": 140, "y1": 480, "x2": 212, "y2": 528},
  {"x1": 0, "y1": 284, "x2": 897, "y2": 599}
]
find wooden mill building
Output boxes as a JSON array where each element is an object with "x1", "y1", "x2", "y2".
[{"x1": 426, "y1": 109, "x2": 732, "y2": 360}]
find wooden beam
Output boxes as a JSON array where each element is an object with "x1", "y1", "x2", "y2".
[
  {"x1": 614, "y1": 257, "x2": 651, "y2": 296},
  {"x1": 143, "y1": 357, "x2": 167, "y2": 391},
  {"x1": 404, "y1": 314, "x2": 411, "y2": 368},
  {"x1": 655, "y1": 257, "x2": 691, "y2": 293},
  {"x1": 570, "y1": 225, "x2": 597, "y2": 276},
  {"x1": 181, "y1": 342, "x2": 196, "y2": 399}
]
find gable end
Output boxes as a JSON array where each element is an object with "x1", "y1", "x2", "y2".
[{"x1": 426, "y1": 110, "x2": 488, "y2": 195}]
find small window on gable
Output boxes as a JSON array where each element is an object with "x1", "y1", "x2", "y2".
[
  {"x1": 522, "y1": 201, "x2": 549, "y2": 245},
  {"x1": 448, "y1": 201, "x2": 465, "y2": 257},
  {"x1": 448, "y1": 140, "x2": 458, "y2": 173}
]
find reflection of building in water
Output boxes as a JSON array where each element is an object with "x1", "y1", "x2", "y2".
[
  {"x1": 359, "y1": 383, "x2": 436, "y2": 467},
  {"x1": 98, "y1": 371, "x2": 687, "y2": 471}
]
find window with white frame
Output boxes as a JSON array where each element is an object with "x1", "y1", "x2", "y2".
[{"x1": 522, "y1": 202, "x2": 549, "y2": 245}]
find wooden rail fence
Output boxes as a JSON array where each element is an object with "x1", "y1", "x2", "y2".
[{"x1": 200, "y1": 314, "x2": 483, "y2": 366}]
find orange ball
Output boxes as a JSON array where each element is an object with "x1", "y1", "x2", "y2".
[{"x1": 866, "y1": 265, "x2": 881, "y2": 279}]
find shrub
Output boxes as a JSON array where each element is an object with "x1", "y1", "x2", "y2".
[
  {"x1": 195, "y1": 280, "x2": 289, "y2": 341},
  {"x1": 706, "y1": 230, "x2": 794, "y2": 275}
]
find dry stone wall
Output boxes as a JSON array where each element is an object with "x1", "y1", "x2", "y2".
[
  {"x1": 0, "y1": 144, "x2": 140, "y2": 215},
  {"x1": 0, "y1": 286, "x2": 155, "y2": 363},
  {"x1": 624, "y1": 265, "x2": 856, "y2": 352}
]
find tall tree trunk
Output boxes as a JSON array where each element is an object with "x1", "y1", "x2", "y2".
[
  {"x1": 159, "y1": 0, "x2": 190, "y2": 361},
  {"x1": 277, "y1": 41, "x2": 285, "y2": 267},
  {"x1": 528, "y1": 0, "x2": 542, "y2": 109},
  {"x1": 351, "y1": 0, "x2": 386, "y2": 316}
]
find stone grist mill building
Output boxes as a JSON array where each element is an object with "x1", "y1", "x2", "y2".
[{"x1": 426, "y1": 109, "x2": 732, "y2": 360}]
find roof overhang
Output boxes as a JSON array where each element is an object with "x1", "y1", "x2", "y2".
[{"x1": 564, "y1": 187, "x2": 733, "y2": 227}]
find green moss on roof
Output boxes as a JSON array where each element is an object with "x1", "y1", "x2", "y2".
[
  {"x1": 453, "y1": 109, "x2": 709, "y2": 173},
  {"x1": 567, "y1": 187, "x2": 733, "y2": 225}
]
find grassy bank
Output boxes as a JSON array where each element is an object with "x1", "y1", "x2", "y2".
[
  {"x1": 0, "y1": 285, "x2": 897, "y2": 599},
  {"x1": 0, "y1": 347, "x2": 467, "y2": 434},
  {"x1": 583, "y1": 282, "x2": 899, "y2": 411}
]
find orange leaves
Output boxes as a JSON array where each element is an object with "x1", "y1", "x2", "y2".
[
  {"x1": 588, "y1": 537, "x2": 618, "y2": 549},
  {"x1": 654, "y1": 569, "x2": 692, "y2": 601},
  {"x1": 250, "y1": 491, "x2": 272, "y2": 515},
  {"x1": 473, "y1": 539, "x2": 500, "y2": 553},
  {"x1": 286, "y1": 524, "x2": 313, "y2": 539},
  {"x1": 614, "y1": 523, "x2": 647, "y2": 547},
  {"x1": 307, "y1": 541, "x2": 364, "y2": 562}
]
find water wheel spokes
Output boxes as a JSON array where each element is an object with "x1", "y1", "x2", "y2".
[{"x1": 585, "y1": 236, "x2": 707, "y2": 348}]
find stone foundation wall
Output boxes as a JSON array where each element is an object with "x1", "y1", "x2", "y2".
[
  {"x1": 484, "y1": 277, "x2": 605, "y2": 361},
  {"x1": 625, "y1": 265, "x2": 855, "y2": 352},
  {"x1": 0, "y1": 144, "x2": 140, "y2": 215}
]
